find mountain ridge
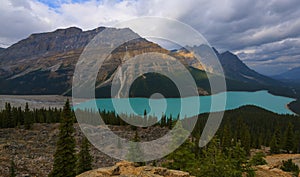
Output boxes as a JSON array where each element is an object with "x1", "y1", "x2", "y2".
[
  {"x1": 272, "y1": 67, "x2": 300, "y2": 81},
  {"x1": 0, "y1": 26, "x2": 295, "y2": 98}
]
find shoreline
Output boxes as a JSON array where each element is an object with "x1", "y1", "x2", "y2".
[
  {"x1": 286, "y1": 104, "x2": 296, "y2": 115},
  {"x1": 0, "y1": 95, "x2": 70, "y2": 110},
  {"x1": 287, "y1": 100, "x2": 300, "y2": 115},
  {"x1": 1, "y1": 91, "x2": 298, "y2": 115}
]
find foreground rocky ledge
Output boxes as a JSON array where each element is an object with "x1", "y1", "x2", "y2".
[{"x1": 77, "y1": 161, "x2": 194, "y2": 177}]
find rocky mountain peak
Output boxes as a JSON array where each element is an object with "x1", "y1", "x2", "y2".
[
  {"x1": 53, "y1": 26, "x2": 83, "y2": 34},
  {"x1": 219, "y1": 51, "x2": 249, "y2": 71},
  {"x1": 0, "y1": 26, "x2": 107, "y2": 63}
]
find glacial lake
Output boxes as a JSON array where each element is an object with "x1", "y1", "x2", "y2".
[{"x1": 75, "y1": 90, "x2": 296, "y2": 118}]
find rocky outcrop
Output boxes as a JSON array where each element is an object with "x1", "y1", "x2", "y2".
[
  {"x1": 255, "y1": 165, "x2": 294, "y2": 177},
  {"x1": 253, "y1": 154, "x2": 300, "y2": 177},
  {"x1": 77, "y1": 161, "x2": 194, "y2": 177}
]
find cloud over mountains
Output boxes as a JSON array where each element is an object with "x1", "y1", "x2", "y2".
[{"x1": 1, "y1": 0, "x2": 300, "y2": 75}]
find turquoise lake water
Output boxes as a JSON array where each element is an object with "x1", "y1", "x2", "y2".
[{"x1": 75, "y1": 90, "x2": 296, "y2": 118}]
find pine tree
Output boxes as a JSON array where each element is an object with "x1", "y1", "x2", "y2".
[
  {"x1": 24, "y1": 103, "x2": 32, "y2": 129},
  {"x1": 164, "y1": 140, "x2": 195, "y2": 170},
  {"x1": 9, "y1": 159, "x2": 16, "y2": 177},
  {"x1": 17, "y1": 107, "x2": 24, "y2": 125},
  {"x1": 11, "y1": 107, "x2": 18, "y2": 128},
  {"x1": 250, "y1": 152, "x2": 267, "y2": 166},
  {"x1": 49, "y1": 99, "x2": 77, "y2": 177},
  {"x1": 168, "y1": 114, "x2": 173, "y2": 129},
  {"x1": 283, "y1": 122, "x2": 294, "y2": 153},
  {"x1": 240, "y1": 124, "x2": 251, "y2": 155},
  {"x1": 228, "y1": 141, "x2": 255, "y2": 177},
  {"x1": 281, "y1": 159, "x2": 299, "y2": 176},
  {"x1": 221, "y1": 124, "x2": 232, "y2": 151},
  {"x1": 164, "y1": 121, "x2": 196, "y2": 170},
  {"x1": 270, "y1": 127, "x2": 281, "y2": 154},
  {"x1": 293, "y1": 131, "x2": 300, "y2": 153},
  {"x1": 127, "y1": 131, "x2": 144, "y2": 163},
  {"x1": 160, "y1": 114, "x2": 166, "y2": 127},
  {"x1": 143, "y1": 109, "x2": 148, "y2": 128},
  {"x1": 196, "y1": 138, "x2": 234, "y2": 177},
  {"x1": 77, "y1": 137, "x2": 93, "y2": 175},
  {"x1": 3, "y1": 103, "x2": 12, "y2": 128}
]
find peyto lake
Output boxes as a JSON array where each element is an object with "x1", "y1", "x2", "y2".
[{"x1": 75, "y1": 90, "x2": 296, "y2": 118}]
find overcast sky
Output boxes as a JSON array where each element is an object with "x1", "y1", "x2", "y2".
[{"x1": 1, "y1": 0, "x2": 300, "y2": 75}]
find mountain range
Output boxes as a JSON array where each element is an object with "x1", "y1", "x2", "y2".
[
  {"x1": 273, "y1": 67, "x2": 300, "y2": 81},
  {"x1": 0, "y1": 27, "x2": 298, "y2": 99}
]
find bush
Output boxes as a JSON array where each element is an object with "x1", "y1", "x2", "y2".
[
  {"x1": 250, "y1": 152, "x2": 267, "y2": 166},
  {"x1": 281, "y1": 159, "x2": 299, "y2": 177}
]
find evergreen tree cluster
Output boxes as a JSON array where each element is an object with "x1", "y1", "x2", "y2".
[
  {"x1": 163, "y1": 135, "x2": 256, "y2": 177},
  {"x1": 0, "y1": 102, "x2": 61, "y2": 129},
  {"x1": 2, "y1": 102, "x2": 300, "y2": 176},
  {"x1": 281, "y1": 159, "x2": 299, "y2": 176},
  {"x1": 49, "y1": 100, "x2": 93, "y2": 177},
  {"x1": 74, "y1": 108, "x2": 176, "y2": 129},
  {"x1": 2, "y1": 103, "x2": 300, "y2": 155},
  {"x1": 0, "y1": 102, "x2": 175, "y2": 130},
  {"x1": 190, "y1": 106, "x2": 300, "y2": 155}
]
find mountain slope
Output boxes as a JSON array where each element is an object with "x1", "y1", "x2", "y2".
[
  {"x1": 272, "y1": 67, "x2": 300, "y2": 99},
  {"x1": 174, "y1": 46, "x2": 294, "y2": 97},
  {"x1": 0, "y1": 27, "x2": 173, "y2": 95},
  {"x1": 273, "y1": 67, "x2": 300, "y2": 81},
  {"x1": 211, "y1": 49, "x2": 297, "y2": 97},
  {"x1": 217, "y1": 51, "x2": 277, "y2": 85},
  {"x1": 0, "y1": 27, "x2": 295, "y2": 98}
]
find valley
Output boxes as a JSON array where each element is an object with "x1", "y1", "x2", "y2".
[{"x1": 0, "y1": 21, "x2": 299, "y2": 177}]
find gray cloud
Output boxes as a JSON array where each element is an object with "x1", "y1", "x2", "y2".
[{"x1": 1, "y1": 0, "x2": 300, "y2": 75}]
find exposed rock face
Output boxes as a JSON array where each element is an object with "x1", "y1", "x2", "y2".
[
  {"x1": 0, "y1": 27, "x2": 96, "y2": 62},
  {"x1": 0, "y1": 27, "x2": 173, "y2": 95},
  {"x1": 0, "y1": 26, "x2": 199, "y2": 96},
  {"x1": 77, "y1": 161, "x2": 193, "y2": 177},
  {"x1": 217, "y1": 51, "x2": 278, "y2": 85}
]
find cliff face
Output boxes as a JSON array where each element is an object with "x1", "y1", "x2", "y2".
[
  {"x1": 0, "y1": 27, "x2": 103, "y2": 63},
  {"x1": 0, "y1": 27, "x2": 176, "y2": 95}
]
